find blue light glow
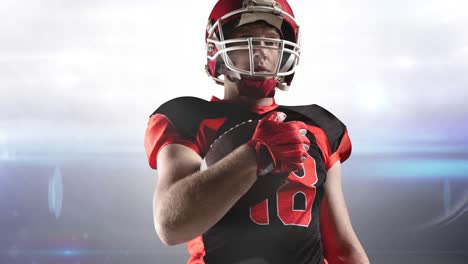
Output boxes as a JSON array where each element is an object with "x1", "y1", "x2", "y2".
[
  {"x1": 354, "y1": 142, "x2": 468, "y2": 155},
  {"x1": 0, "y1": 249, "x2": 154, "y2": 257},
  {"x1": 351, "y1": 158, "x2": 468, "y2": 179}
]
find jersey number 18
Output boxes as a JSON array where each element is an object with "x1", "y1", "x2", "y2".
[{"x1": 249, "y1": 155, "x2": 318, "y2": 227}]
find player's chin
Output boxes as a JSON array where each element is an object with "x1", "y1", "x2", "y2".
[{"x1": 240, "y1": 74, "x2": 274, "y2": 81}]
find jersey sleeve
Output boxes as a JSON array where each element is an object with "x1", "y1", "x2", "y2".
[
  {"x1": 144, "y1": 96, "x2": 210, "y2": 170},
  {"x1": 325, "y1": 127, "x2": 352, "y2": 170},
  {"x1": 278, "y1": 103, "x2": 353, "y2": 171},
  {"x1": 144, "y1": 114, "x2": 201, "y2": 170},
  {"x1": 314, "y1": 105, "x2": 352, "y2": 171}
]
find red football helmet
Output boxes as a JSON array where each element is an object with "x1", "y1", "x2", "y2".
[{"x1": 205, "y1": 0, "x2": 301, "y2": 91}]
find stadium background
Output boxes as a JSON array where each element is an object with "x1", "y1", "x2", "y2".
[{"x1": 1, "y1": 0, "x2": 467, "y2": 263}]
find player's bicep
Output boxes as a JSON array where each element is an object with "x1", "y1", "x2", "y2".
[
  {"x1": 155, "y1": 143, "x2": 203, "y2": 198},
  {"x1": 320, "y1": 161, "x2": 361, "y2": 255}
]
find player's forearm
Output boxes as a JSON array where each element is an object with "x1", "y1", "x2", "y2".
[
  {"x1": 155, "y1": 144, "x2": 257, "y2": 245},
  {"x1": 325, "y1": 243, "x2": 370, "y2": 264}
]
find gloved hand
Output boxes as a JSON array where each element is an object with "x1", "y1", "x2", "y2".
[{"x1": 247, "y1": 111, "x2": 310, "y2": 176}]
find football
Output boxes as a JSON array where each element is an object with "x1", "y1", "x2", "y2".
[{"x1": 200, "y1": 119, "x2": 289, "y2": 207}]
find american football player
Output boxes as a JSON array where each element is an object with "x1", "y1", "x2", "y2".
[{"x1": 145, "y1": 0, "x2": 369, "y2": 263}]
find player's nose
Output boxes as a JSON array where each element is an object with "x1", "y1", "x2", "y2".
[{"x1": 253, "y1": 46, "x2": 267, "y2": 59}]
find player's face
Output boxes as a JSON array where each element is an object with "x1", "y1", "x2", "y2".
[{"x1": 227, "y1": 22, "x2": 281, "y2": 79}]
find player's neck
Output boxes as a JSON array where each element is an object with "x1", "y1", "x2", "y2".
[
  {"x1": 223, "y1": 79, "x2": 274, "y2": 107},
  {"x1": 241, "y1": 96, "x2": 274, "y2": 106}
]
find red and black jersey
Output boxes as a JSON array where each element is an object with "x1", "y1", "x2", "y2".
[{"x1": 144, "y1": 96, "x2": 351, "y2": 264}]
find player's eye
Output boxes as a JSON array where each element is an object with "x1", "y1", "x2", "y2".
[
  {"x1": 252, "y1": 40, "x2": 279, "y2": 47},
  {"x1": 265, "y1": 41, "x2": 278, "y2": 47}
]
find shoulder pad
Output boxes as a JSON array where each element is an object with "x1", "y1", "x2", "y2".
[
  {"x1": 149, "y1": 96, "x2": 211, "y2": 140},
  {"x1": 151, "y1": 96, "x2": 208, "y2": 116},
  {"x1": 280, "y1": 104, "x2": 347, "y2": 154}
]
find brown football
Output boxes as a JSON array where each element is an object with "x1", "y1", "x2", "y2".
[{"x1": 200, "y1": 120, "x2": 289, "y2": 208}]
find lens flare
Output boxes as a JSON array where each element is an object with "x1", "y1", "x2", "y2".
[{"x1": 48, "y1": 166, "x2": 63, "y2": 219}]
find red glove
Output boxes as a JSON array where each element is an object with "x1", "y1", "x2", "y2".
[{"x1": 247, "y1": 111, "x2": 310, "y2": 175}]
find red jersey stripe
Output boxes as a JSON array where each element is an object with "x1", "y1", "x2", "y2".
[
  {"x1": 325, "y1": 128, "x2": 351, "y2": 170},
  {"x1": 144, "y1": 114, "x2": 201, "y2": 170}
]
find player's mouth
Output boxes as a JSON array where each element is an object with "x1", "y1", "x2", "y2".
[{"x1": 254, "y1": 66, "x2": 271, "y2": 73}]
